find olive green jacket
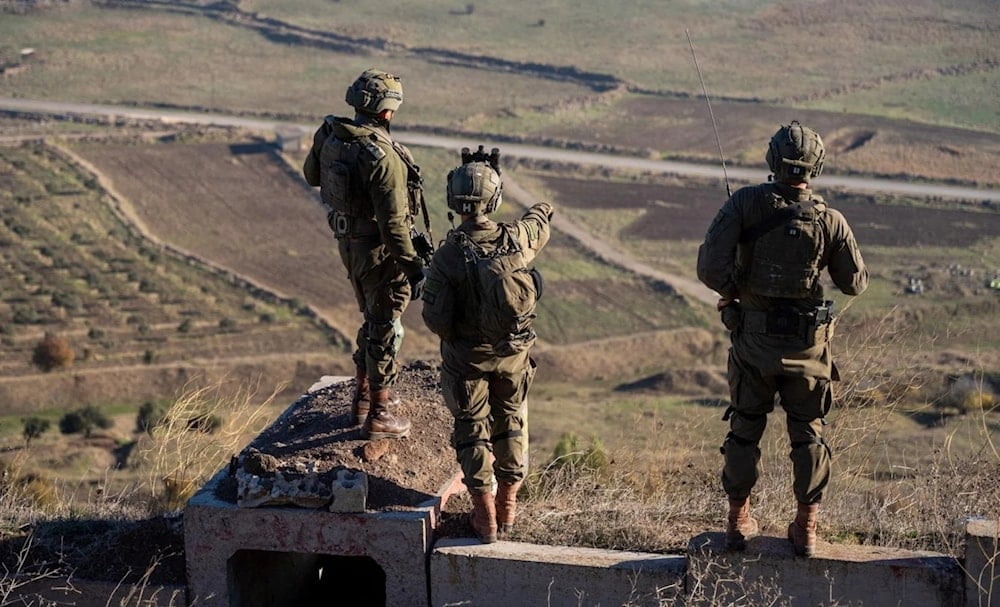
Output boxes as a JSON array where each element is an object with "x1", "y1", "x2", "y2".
[
  {"x1": 422, "y1": 202, "x2": 553, "y2": 347},
  {"x1": 303, "y1": 115, "x2": 422, "y2": 277}
]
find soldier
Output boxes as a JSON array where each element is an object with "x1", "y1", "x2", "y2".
[
  {"x1": 303, "y1": 68, "x2": 427, "y2": 440},
  {"x1": 696, "y1": 121, "x2": 868, "y2": 557},
  {"x1": 421, "y1": 150, "x2": 553, "y2": 543}
]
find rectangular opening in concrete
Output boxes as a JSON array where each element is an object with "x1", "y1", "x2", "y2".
[{"x1": 228, "y1": 550, "x2": 386, "y2": 607}]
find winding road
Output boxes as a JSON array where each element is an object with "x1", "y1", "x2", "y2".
[{"x1": 3, "y1": 97, "x2": 996, "y2": 307}]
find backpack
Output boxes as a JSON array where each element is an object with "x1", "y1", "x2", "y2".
[
  {"x1": 451, "y1": 227, "x2": 539, "y2": 356},
  {"x1": 739, "y1": 190, "x2": 827, "y2": 298}
]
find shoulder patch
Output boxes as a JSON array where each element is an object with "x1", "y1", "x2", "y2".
[{"x1": 361, "y1": 138, "x2": 386, "y2": 161}]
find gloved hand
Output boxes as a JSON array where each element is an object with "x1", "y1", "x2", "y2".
[
  {"x1": 534, "y1": 202, "x2": 555, "y2": 220},
  {"x1": 408, "y1": 269, "x2": 426, "y2": 301}
]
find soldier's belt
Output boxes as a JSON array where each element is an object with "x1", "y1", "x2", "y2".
[
  {"x1": 328, "y1": 210, "x2": 380, "y2": 240},
  {"x1": 741, "y1": 308, "x2": 835, "y2": 345}
]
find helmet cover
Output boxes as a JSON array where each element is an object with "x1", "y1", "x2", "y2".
[
  {"x1": 766, "y1": 121, "x2": 825, "y2": 183},
  {"x1": 345, "y1": 68, "x2": 404, "y2": 115},
  {"x1": 446, "y1": 161, "x2": 503, "y2": 216}
]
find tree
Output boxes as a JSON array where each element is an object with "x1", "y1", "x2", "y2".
[
  {"x1": 31, "y1": 333, "x2": 74, "y2": 372},
  {"x1": 22, "y1": 416, "x2": 50, "y2": 446},
  {"x1": 59, "y1": 406, "x2": 113, "y2": 438}
]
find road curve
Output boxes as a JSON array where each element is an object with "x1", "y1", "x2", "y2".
[{"x1": 3, "y1": 97, "x2": 998, "y2": 203}]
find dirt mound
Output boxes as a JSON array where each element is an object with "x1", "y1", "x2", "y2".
[
  {"x1": 219, "y1": 363, "x2": 460, "y2": 511},
  {"x1": 615, "y1": 368, "x2": 728, "y2": 396}
]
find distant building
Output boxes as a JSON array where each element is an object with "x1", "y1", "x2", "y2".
[{"x1": 274, "y1": 126, "x2": 306, "y2": 153}]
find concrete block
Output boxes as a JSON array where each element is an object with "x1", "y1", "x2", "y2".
[
  {"x1": 686, "y1": 532, "x2": 963, "y2": 607},
  {"x1": 966, "y1": 518, "x2": 999, "y2": 607},
  {"x1": 329, "y1": 469, "x2": 368, "y2": 513},
  {"x1": 185, "y1": 468, "x2": 437, "y2": 607},
  {"x1": 431, "y1": 538, "x2": 686, "y2": 607}
]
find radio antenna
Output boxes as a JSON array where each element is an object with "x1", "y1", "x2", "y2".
[{"x1": 686, "y1": 29, "x2": 732, "y2": 197}]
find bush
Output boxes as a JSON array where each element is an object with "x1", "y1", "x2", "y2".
[
  {"x1": 187, "y1": 413, "x2": 223, "y2": 434},
  {"x1": 136, "y1": 401, "x2": 170, "y2": 434},
  {"x1": 548, "y1": 432, "x2": 609, "y2": 472},
  {"x1": 31, "y1": 334, "x2": 75, "y2": 372},
  {"x1": 59, "y1": 406, "x2": 113, "y2": 437},
  {"x1": 177, "y1": 318, "x2": 192, "y2": 333},
  {"x1": 22, "y1": 416, "x2": 50, "y2": 446}
]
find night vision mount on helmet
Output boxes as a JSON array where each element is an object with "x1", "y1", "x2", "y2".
[
  {"x1": 766, "y1": 121, "x2": 825, "y2": 184},
  {"x1": 345, "y1": 69, "x2": 404, "y2": 116},
  {"x1": 447, "y1": 146, "x2": 503, "y2": 216}
]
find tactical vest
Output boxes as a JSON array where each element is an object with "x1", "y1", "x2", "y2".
[
  {"x1": 317, "y1": 122, "x2": 385, "y2": 221},
  {"x1": 738, "y1": 189, "x2": 828, "y2": 299}
]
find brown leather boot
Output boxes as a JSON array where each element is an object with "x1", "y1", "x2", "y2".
[
  {"x1": 725, "y1": 496, "x2": 759, "y2": 551},
  {"x1": 361, "y1": 388, "x2": 410, "y2": 440},
  {"x1": 788, "y1": 501, "x2": 819, "y2": 557},
  {"x1": 495, "y1": 480, "x2": 522, "y2": 534},
  {"x1": 350, "y1": 369, "x2": 370, "y2": 427},
  {"x1": 469, "y1": 491, "x2": 498, "y2": 544}
]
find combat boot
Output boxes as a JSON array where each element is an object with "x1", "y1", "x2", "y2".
[
  {"x1": 725, "y1": 496, "x2": 759, "y2": 551},
  {"x1": 788, "y1": 501, "x2": 819, "y2": 557},
  {"x1": 360, "y1": 389, "x2": 410, "y2": 440},
  {"x1": 469, "y1": 492, "x2": 498, "y2": 544},
  {"x1": 350, "y1": 369, "x2": 370, "y2": 427},
  {"x1": 495, "y1": 480, "x2": 522, "y2": 534}
]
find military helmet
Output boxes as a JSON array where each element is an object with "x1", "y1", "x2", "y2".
[
  {"x1": 766, "y1": 121, "x2": 825, "y2": 183},
  {"x1": 446, "y1": 161, "x2": 503, "y2": 216},
  {"x1": 345, "y1": 68, "x2": 403, "y2": 115}
]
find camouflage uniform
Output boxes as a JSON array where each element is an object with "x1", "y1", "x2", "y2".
[
  {"x1": 698, "y1": 180, "x2": 868, "y2": 506},
  {"x1": 303, "y1": 114, "x2": 423, "y2": 394},
  {"x1": 422, "y1": 202, "x2": 553, "y2": 495}
]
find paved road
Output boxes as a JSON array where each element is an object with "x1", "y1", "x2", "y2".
[{"x1": 3, "y1": 97, "x2": 998, "y2": 203}]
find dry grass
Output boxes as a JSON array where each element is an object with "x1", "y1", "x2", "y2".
[
  {"x1": 516, "y1": 310, "x2": 1000, "y2": 560},
  {"x1": 131, "y1": 377, "x2": 283, "y2": 512}
]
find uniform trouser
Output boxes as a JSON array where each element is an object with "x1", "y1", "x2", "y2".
[
  {"x1": 338, "y1": 239, "x2": 411, "y2": 391},
  {"x1": 723, "y1": 339, "x2": 833, "y2": 505},
  {"x1": 440, "y1": 345, "x2": 536, "y2": 495}
]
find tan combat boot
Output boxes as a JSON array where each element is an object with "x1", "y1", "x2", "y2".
[
  {"x1": 495, "y1": 480, "x2": 522, "y2": 534},
  {"x1": 360, "y1": 389, "x2": 410, "y2": 440},
  {"x1": 788, "y1": 501, "x2": 819, "y2": 557},
  {"x1": 725, "y1": 496, "x2": 759, "y2": 551},
  {"x1": 469, "y1": 492, "x2": 498, "y2": 544},
  {"x1": 350, "y1": 369, "x2": 370, "y2": 427}
]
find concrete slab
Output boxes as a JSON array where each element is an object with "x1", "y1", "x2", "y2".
[
  {"x1": 686, "y1": 532, "x2": 963, "y2": 607},
  {"x1": 430, "y1": 538, "x2": 686, "y2": 607},
  {"x1": 965, "y1": 518, "x2": 999, "y2": 607}
]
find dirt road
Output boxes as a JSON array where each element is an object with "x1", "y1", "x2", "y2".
[{"x1": 2, "y1": 98, "x2": 997, "y2": 203}]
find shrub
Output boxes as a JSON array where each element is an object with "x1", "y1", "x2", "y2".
[
  {"x1": 177, "y1": 318, "x2": 192, "y2": 333},
  {"x1": 218, "y1": 318, "x2": 237, "y2": 332},
  {"x1": 59, "y1": 406, "x2": 113, "y2": 437},
  {"x1": 12, "y1": 306, "x2": 39, "y2": 325},
  {"x1": 548, "y1": 432, "x2": 609, "y2": 472},
  {"x1": 31, "y1": 334, "x2": 75, "y2": 372},
  {"x1": 136, "y1": 401, "x2": 170, "y2": 434},
  {"x1": 21, "y1": 416, "x2": 50, "y2": 446},
  {"x1": 187, "y1": 413, "x2": 223, "y2": 434}
]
